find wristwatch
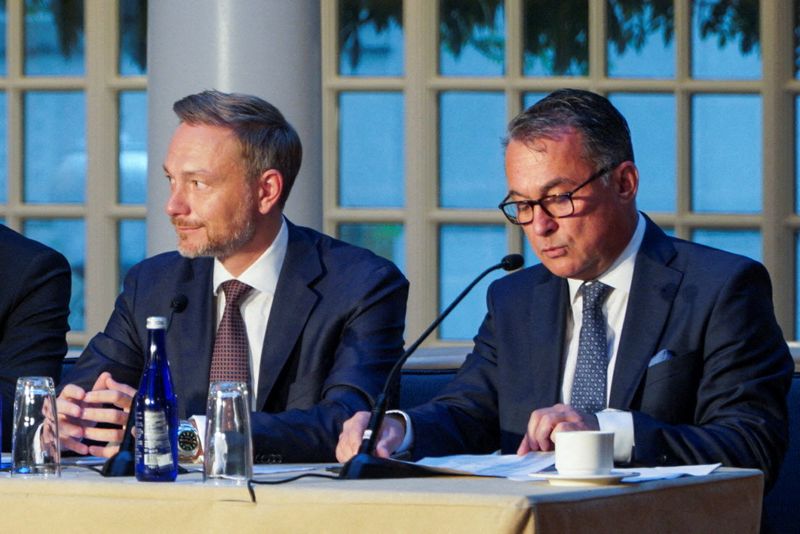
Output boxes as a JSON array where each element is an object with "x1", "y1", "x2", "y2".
[{"x1": 177, "y1": 420, "x2": 202, "y2": 462}]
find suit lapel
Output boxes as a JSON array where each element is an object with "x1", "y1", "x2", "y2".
[
  {"x1": 168, "y1": 258, "x2": 215, "y2": 417},
  {"x1": 255, "y1": 224, "x2": 322, "y2": 410},
  {"x1": 525, "y1": 272, "x2": 569, "y2": 409},
  {"x1": 609, "y1": 218, "x2": 682, "y2": 409}
]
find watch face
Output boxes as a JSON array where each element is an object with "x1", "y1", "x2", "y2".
[{"x1": 178, "y1": 429, "x2": 199, "y2": 453}]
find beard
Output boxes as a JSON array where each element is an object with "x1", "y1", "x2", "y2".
[{"x1": 173, "y1": 193, "x2": 257, "y2": 260}]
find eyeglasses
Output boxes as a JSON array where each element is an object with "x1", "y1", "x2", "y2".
[{"x1": 498, "y1": 165, "x2": 613, "y2": 225}]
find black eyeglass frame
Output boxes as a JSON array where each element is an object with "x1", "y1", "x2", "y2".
[{"x1": 498, "y1": 164, "x2": 615, "y2": 225}]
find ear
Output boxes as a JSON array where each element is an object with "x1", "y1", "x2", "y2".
[
  {"x1": 255, "y1": 169, "x2": 284, "y2": 214},
  {"x1": 613, "y1": 161, "x2": 638, "y2": 203}
]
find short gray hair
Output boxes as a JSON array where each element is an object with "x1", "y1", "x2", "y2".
[{"x1": 505, "y1": 88, "x2": 634, "y2": 172}]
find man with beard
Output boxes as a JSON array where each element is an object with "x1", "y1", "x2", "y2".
[{"x1": 57, "y1": 90, "x2": 408, "y2": 463}]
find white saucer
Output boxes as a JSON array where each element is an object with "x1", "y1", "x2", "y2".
[{"x1": 530, "y1": 470, "x2": 635, "y2": 487}]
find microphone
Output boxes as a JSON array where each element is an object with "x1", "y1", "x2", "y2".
[
  {"x1": 101, "y1": 294, "x2": 188, "y2": 477},
  {"x1": 339, "y1": 253, "x2": 524, "y2": 479},
  {"x1": 167, "y1": 294, "x2": 188, "y2": 330}
]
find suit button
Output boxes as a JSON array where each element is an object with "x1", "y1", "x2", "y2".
[{"x1": 658, "y1": 454, "x2": 668, "y2": 464}]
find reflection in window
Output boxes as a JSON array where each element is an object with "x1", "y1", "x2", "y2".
[
  {"x1": 339, "y1": 223, "x2": 405, "y2": 271},
  {"x1": 610, "y1": 93, "x2": 675, "y2": 213},
  {"x1": 339, "y1": 92, "x2": 404, "y2": 208},
  {"x1": 440, "y1": 224, "x2": 506, "y2": 340},
  {"x1": 24, "y1": 0, "x2": 85, "y2": 76},
  {"x1": 24, "y1": 218, "x2": 86, "y2": 331},
  {"x1": 440, "y1": 0, "x2": 505, "y2": 76},
  {"x1": 119, "y1": 219, "x2": 145, "y2": 287},
  {"x1": 796, "y1": 96, "x2": 800, "y2": 213},
  {"x1": 439, "y1": 92, "x2": 506, "y2": 208},
  {"x1": 0, "y1": 93, "x2": 6, "y2": 203},
  {"x1": 24, "y1": 91, "x2": 86, "y2": 204},
  {"x1": 796, "y1": 233, "x2": 800, "y2": 337},
  {"x1": 520, "y1": 231, "x2": 540, "y2": 267},
  {"x1": 119, "y1": 0, "x2": 147, "y2": 76},
  {"x1": 692, "y1": 94, "x2": 761, "y2": 213},
  {"x1": 691, "y1": 0, "x2": 760, "y2": 79},
  {"x1": 607, "y1": 0, "x2": 674, "y2": 78},
  {"x1": 339, "y1": 0, "x2": 403, "y2": 76},
  {"x1": 692, "y1": 229, "x2": 761, "y2": 263},
  {"x1": 0, "y1": 2, "x2": 6, "y2": 75},
  {"x1": 523, "y1": 0, "x2": 587, "y2": 76},
  {"x1": 523, "y1": 92, "x2": 547, "y2": 109},
  {"x1": 119, "y1": 91, "x2": 147, "y2": 204}
]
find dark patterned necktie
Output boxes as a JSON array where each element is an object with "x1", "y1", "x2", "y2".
[
  {"x1": 570, "y1": 281, "x2": 611, "y2": 414},
  {"x1": 209, "y1": 280, "x2": 254, "y2": 384}
]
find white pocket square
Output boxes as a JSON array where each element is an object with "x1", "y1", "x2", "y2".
[{"x1": 648, "y1": 349, "x2": 675, "y2": 368}]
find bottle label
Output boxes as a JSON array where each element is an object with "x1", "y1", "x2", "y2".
[{"x1": 142, "y1": 410, "x2": 174, "y2": 468}]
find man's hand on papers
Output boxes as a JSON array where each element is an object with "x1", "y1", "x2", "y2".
[{"x1": 517, "y1": 403, "x2": 599, "y2": 455}]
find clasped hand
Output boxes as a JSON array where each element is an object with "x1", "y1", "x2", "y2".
[{"x1": 56, "y1": 372, "x2": 137, "y2": 457}]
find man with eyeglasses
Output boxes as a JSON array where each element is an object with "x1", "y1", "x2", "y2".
[{"x1": 337, "y1": 88, "x2": 793, "y2": 489}]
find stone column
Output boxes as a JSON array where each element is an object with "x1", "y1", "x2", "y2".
[{"x1": 146, "y1": 0, "x2": 321, "y2": 255}]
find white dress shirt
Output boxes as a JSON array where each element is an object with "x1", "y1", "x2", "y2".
[{"x1": 563, "y1": 213, "x2": 645, "y2": 462}]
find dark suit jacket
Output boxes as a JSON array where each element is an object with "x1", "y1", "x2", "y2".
[
  {"x1": 408, "y1": 215, "x2": 793, "y2": 488},
  {"x1": 65, "y1": 221, "x2": 408, "y2": 462},
  {"x1": 0, "y1": 224, "x2": 71, "y2": 450}
]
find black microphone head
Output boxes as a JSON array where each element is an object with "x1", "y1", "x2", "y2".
[
  {"x1": 500, "y1": 254, "x2": 524, "y2": 271},
  {"x1": 170, "y1": 295, "x2": 188, "y2": 313}
]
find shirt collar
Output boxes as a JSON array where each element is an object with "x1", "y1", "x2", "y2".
[
  {"x1": 213, "y1": 216, "x2": 289, "y2": 297},
  {"x1": 568, "y1": 212, "x2": 645, "y2": 302}
]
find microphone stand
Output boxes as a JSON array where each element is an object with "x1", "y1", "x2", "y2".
[{"x1": 339, "y1": 254, "x2": 524, "y2": 479}]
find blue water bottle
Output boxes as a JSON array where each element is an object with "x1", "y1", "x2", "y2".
[{"x1": 135, "y1": 316, "x2": 179, "y2": 481}]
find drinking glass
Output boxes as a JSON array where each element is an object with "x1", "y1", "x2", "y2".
[
  {"x1": 11, "y1": 376, "x2": 60, "y2": 477},
  {"x1": 203, "y1": 381, "x2": 253, "y2": 485}
]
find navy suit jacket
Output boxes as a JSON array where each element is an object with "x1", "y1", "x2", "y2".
[
  {"x1": 65, "y1": 221, "x2": 408, "y2": 462},
  {"x1": 0, "y1": 224, "x2": 71, "y2": 450},
  {"x1": 408, "y1": 215, "x2": 793, "y2": 488}
]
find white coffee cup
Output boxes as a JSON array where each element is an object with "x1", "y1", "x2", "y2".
[{"x1": 554, "y1": 430, "x2": 614, "y2": 476}]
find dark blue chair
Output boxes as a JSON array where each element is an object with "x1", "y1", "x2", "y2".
[{"x1": 762, "y1": 372, "x2": 800, "y2": 533}]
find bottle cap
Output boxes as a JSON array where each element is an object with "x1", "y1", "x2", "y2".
[{"x1": 146, "y1": 316, "x2": 167, "y2": 329}]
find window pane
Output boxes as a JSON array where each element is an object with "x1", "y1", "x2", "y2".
[
  {"x1": 24, "y1": 91, "x2": 86, "y2": 203},
  {"x1": 796, "y1": 96, "x2": 800, "y2": 213},
  {"x1": 0, "y1": 92, "x2": 6, "y2": 203},
  {"x1": 523, "y1": 0, "x2": 587, "y2": 76},
  {"x1": 119, "y1": 219, "x2": 146, "y2": 287},
  {"x1": 796, "y1": 233, "x2": 800, "y2": 337},
  {"x1": 796, "y1": 0, "x2": 800, "y2": 78},
  {"x1": 119, "y1": 0, "x2": 147, "y2": 76},
  {"x1": 607, "y1": 0, "x2": 674, "y2": 78},
  {"x1": 25, "y1": 0, "x2": 84, "y2": 76},
  {"x1": 691, "y1": 229, "x2": 761, "y2": 263},
  {"x1": 0, "y1": 4, "x2": 7, "y2": 75},
  {"x1": 439, "y1": 92, "x2": 506, "y2": 208},
  {"x1": 439, "y1": 0, "x2": 505, "y2": 76},
  {"x1": 691, "y1": 94, "x2": 761, "y2": 213},
  {"x1": 119, "y1": 91, "x2": 147, "y2": 204},
  {"x1": 610, "y1": 93, "x2": 676, "y2": 212},
  {"x1": 24, "y1": 219, "x2": 85, "y2": 331},
  {"x1": 338, "y1": 223, "x2": 405, "y2": 272},
  {"x1": 523, "y1": 92, "x2": 547, "y2": 109},
  {"x1": 440, "y1": 224, "x2": 506, "y2": 340},
  {"x1": 339, "y1": 0, "x2": 403, "y2": 76},
  {"x1": 521, "y1": 231, "x2": 540, "y2": 267},
  {"x1": 691, "y1": 0, "x2": 760, "y2": 80},
  {"x1": 339, "y1": 92, "x2": 404, "y2": 208}
]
